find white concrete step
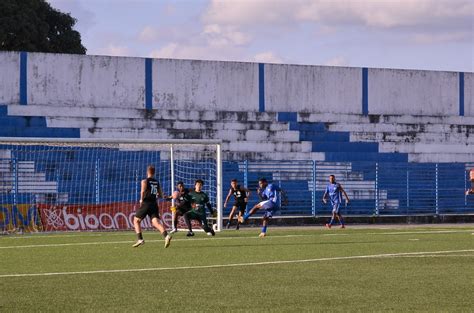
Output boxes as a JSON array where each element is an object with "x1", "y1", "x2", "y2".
[
  {"x1": 408, "y1": 153, "x2": 474, "y2": 163},
  {"x1": 8, "y1": 104, "x2": 278, "y2": 122},
  {"x1": 1, "y1": 181, "x2": 57, "y2": 193},
  {"x1": 379, "y1": 199, "x2": 400, "y2": 210},
  {"x1": 0, "y1": 172, "x2": 47, "y2": 182},
  {"x1": 299, "y1": 112, "x2": 474, "y2": 126},
  {"x1": 351, "y1": 132, "x2": 474, "y2": 144},
  {"x1": 328, "y1": 122, "x2": 474, "y2": 134},
  {"x1": 0, "y1": 161, "x2": 35, "y2": 173},
  {"x1": 35, "y1": 193, "x2": 69, "y2": 203},
  {"x1": 80, "y1": 128, "x2": 301, "y2": 142},
  {"x1": 221, "y1": 141, "x2": 312, "y2": 153},
  {"x1": 46, "y1": 116, "x2": 290, "y2": 132},
  {"x1": 224, "y1": 151, "x2": 324, "y2": 161},
  {"x1": 0, "y1": 150, "x2": 12, "y2": 159},
  {"x1": 380, "y1": 142, "x2": 474, "y2": 154}
]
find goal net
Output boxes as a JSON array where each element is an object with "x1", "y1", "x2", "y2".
[{"x1": 0, "y1": 138, "x2": 222, "y2": 234}]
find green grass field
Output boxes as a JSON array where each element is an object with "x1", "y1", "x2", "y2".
[{"x1": 1, "y1": 225, "x2": 473, "y2": 312}]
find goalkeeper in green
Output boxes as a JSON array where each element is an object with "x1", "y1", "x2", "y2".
[{"x1": 183, "y1": 179, "x2": 216, "y2": 237}]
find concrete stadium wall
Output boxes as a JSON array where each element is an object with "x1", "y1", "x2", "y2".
[
  {"x1": 368, "y1": 68, "x2": 459, "y2": 116},
  {"x1": 0, "y1": 51, "x2": 472, "y2": 118},
  {"x1": 0, "y1": 52, "x2": 20, "y2": 104},
  {"x1": 465, "y1": 72, "x2": 474, "y2": 117},
  {"x1": 264, "y1": 64, "x2": 361, "y2": 114},
  {"x1": 27, "y1": 53, "x2": 145, "y2": 108},
  {"x1": 152, "y1": 59, "x2": 258, "y2": 111}
]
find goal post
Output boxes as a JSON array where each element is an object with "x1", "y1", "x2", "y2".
[{"x1": 0, "y1": 137, "x2": 223, "y2": 233}]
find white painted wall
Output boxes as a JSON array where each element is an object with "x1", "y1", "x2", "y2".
[
  {"x1": 264, "y1": 64, "x2": 362, "y2": 114},
  {"x1": 27, "y1": 53, "x2": 145, "y2": 108},
  {"x1": 465, "y1": 72, "x2": 474, "y2": 117},
  {"x1": 368, "y1": 68, "x2": 459, "y2": 116},
  {"x1": 0, "y1": 52, "x2": 20, "y2": 104},
  {"x1": 152, "y1": 59, "x2": 259, "y2": 111},
  {"x1": 1, "y1": 51, "x2": 472, "y2": 118}
]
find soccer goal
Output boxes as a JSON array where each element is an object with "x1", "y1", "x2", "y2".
[{"x1": 0, "y1": 137, "x2": 223, "y2": 233}]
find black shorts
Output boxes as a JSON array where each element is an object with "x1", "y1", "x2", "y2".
[
  {"x1": 232, "y1": 202, "x2": 247, "y2": 214},
  {"x1": 135, "y1": 202, "x2": 160, "y2": 220},
  {"x1": 176, "y1": 205, "x2": 191, "y2": 215}
]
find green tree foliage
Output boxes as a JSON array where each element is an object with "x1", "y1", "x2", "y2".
[{"x1": 0, "y1": 0, "x2": 86, "y2": 54}]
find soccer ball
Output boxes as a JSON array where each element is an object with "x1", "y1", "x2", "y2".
[{"x1": 212, "y1": 224, "x2": 218, "y2": 232}]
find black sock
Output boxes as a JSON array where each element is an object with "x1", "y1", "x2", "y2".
[
  {"x1": 137, "y1": 232, "x2": 143, "y2": 240},
  {"x1": 184, "y1": 214, "x2": 192, "y2": 232},
  {"x1": 162, "y1": 231, "x2": 168, "y2": 238}
]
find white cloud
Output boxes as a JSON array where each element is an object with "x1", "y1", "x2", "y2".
[
  {"x1": 411, "y1": 31, "x2": 472, "y2": 44},
  {"x1": 202, "y1": 24, "x2": 251, "y2": 47},
  {"x1": 97, "y1": 44, "x2": 131, "y2": 57},
  {"x1": 203, "y1": 0, "x2": 474, "y2": 43},
  {"x1": 164, "y1": 3, "x2": 176, "y2": 16},
  {"x1": 253, "y1": 51, "x2": 283, "y2": 63},
  {"x1": 324, "y1": 56, "x2": 349, "y2": 67},
  {"x1": 149, "y1": 42, "x2": 244, "y2": 61},
  {"x1": 138, "y1": 26, "x2": 160, "y2": 43}
]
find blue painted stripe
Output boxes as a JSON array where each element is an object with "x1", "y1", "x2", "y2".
[
  {"x1": 277, "y1": 112, "x2": 297, "y2": 122},
  {"x1": 20, "y1": 52, "x2": 28, "y2": 105},
  {"x1": 459, "y1": 72, "x2": 464, "y2": 116},
  {"x1": 145, "y1": 58, "x2": 153, "y2": 110},
  {"x1": 362, "y1": 67, "x2": 368, "y2": 115},
  {"x1": 258, "y1": 63, "x2": 265, "y2": 112}
]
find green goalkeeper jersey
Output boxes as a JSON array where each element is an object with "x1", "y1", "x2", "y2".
[{"x1": 186, "y1": 191, "x2": 210, "y2": 214}]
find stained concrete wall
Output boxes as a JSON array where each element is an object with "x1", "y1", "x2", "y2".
[
  {"x1": 27, "y1": 53, "x2": 145, "y2": 108},
  {"x1": 264, "y1": 64, "x2": 362, "y2": 114},
  {"x1": 152, "y1": 59, "x2": 258, "y2": 111},
  {"x1": 1, "y1": 51, "x2": 472, "y2": 117},
  {"x1": 465, "y1": 72, "x2": 474, "y2": 117},
  {"x1": 0, "y1": 52, "x2": 20, "y2": 104},
  {"x1": 368, "y1": 68, "x2": 459, "y2": 116}
]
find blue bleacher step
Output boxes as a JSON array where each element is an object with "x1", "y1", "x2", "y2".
[
  {"x1": 325, "y1": 152, "x2": 409, "y2": 162},
  {"x1": 300, "y1": 131, "x2": 350, "y2": 142},
  {"x1": 277, "y1": 112, "x2": 298, "y2": 122},
  {"x1": 0, "y1": 127, "x2": 80, "y2": 138},
  {"x1": 289, "y1": 122, "x2": 326, "y2": 132},
  {"x1": 0, "y1": 116, "x2": 46, "y2": 127},
  {"x1": 312, "y1": 142, "x2": 379, "y2": 153},
  {"x1": 0, "y1": 105, "x2": 8, "y2": 116}
]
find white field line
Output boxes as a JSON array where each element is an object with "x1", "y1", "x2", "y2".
[
  {"x1": 1, "y1": 228, "x2": 471, "y2": 240},
  {"x1": 1, "y1": 249, "x2": 473, "y2": 278},
  {"x1": 0, "y1": 234, "x2": 309, "y2": 249},
  {"x1": 0, "y1": 230, "x2": 472, "y2": 249}
]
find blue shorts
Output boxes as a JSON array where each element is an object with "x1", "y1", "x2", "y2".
[
  {"x1": 259, "y1": 200, "x2": 278, "y2": 219},
  {"x1": 332, "y1": 203, "x2": 341, "y2": 214}
]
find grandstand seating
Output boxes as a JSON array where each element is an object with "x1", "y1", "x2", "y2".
[{"x1": 1, "y1": 102, "x2": 473, "y2": 216}]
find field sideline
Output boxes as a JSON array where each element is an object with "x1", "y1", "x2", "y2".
[{"x1": 1, "y1": 225, "x2": 473, "y2": 312}]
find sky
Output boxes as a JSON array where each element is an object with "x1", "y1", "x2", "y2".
[{"x1": 47, "y1": 0, "x2": 474, "y2": 72}]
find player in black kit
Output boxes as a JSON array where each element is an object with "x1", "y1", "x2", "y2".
[
  {"x1": 223, "y1": 179, "x2": 250, "y2": 230},
  {"x1": 169, "y1": 181, "x2": 192, "y2": 234},
  {"x1": 133, "y1": 165, "x2": 172, "y2": 248}
]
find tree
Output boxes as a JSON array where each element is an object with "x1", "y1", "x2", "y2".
[{"x1": 0, "y1": 0, "x2": 86, "y2": 54}]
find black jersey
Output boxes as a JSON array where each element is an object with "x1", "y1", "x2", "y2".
[
  {"x1": 175, "y1": 189, "x2": 191, "y2": 209},
  {"x1": 143, "y1": 178, "x2": 160, "y2": 203},
  {"x1": 231, "y1": 185, "x2": 247, "y2": 204}
]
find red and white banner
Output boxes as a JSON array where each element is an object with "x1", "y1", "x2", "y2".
[{"x1": 38, "y1": 202, "x2": 177, "y2": 231}]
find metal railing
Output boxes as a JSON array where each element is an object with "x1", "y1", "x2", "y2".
[{"x1": 225, "y1": 161, "x2": 474, "y2": 216}]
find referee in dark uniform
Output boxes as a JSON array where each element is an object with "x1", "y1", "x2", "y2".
[{"x1": 133, "y1": 165, "x2": 171, "y2": 248}]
